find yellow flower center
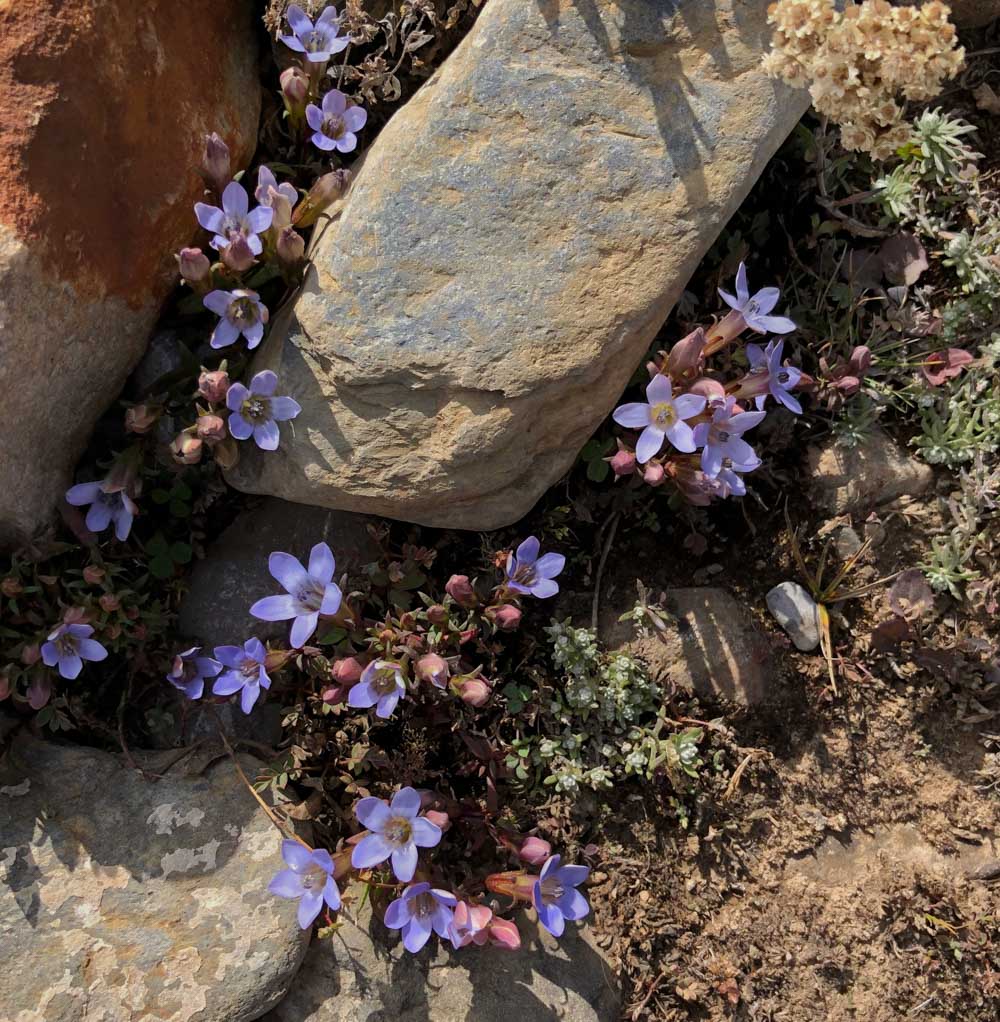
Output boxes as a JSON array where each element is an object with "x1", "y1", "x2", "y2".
[{"x1": 651, "y1": 402, "x2": 675, "y2": 429}]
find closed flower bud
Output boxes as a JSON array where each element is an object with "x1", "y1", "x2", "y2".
[
  {"x1": 488, "y1": 917, "x2": 521, "y2": 950},
  {"x1": 280, "y1": 66, "x2": 309, "y2": 108},
  {"x1": 491, "y1": 604, "x2": 522, "y2": 632},
  {"x1": 424, "y1": 809, "x2": 451, "y2": 832},
  {"x1": 276, "y1": 225, "x2": 306, "y2": 266},
  {"x1": 666, "y1": 328, "x2": 707, "y2": 378},
  {"x1": 20, "y1": 642, "x2": 40, "y2": 665},
  {"x1": 608, "y1": 447, "x2": 636, "y2": 477},
  {"x1": 294, "y1": 169, "x2": 352, "y2": 227},
  {"x1": 221, "y1": 234, "x2": 256, "y2": 273},
  {"x1": 331, "y1": 657, "x2": 364, "y2": 685},
  {"x1": 201, "y1": 132, "x2": 231, "y2": 195},
  {"x1": 196, "y1": 414, "x2": 227, "y2": 445},
  {"x1": 82, "y1": 565, "x2": 105, "y2": 584},
  {"x1": 177, "y1": 246, "x2": 211, "y2": 288},
  {"x1": 456, "y1": 676, "x2": 491, "y2": 707},
  {"x1": 170, "y1": 432, "x2": 203, "y2": 465},
  {"x1": 416, "y1": 653, "x2": 449, "y2": 689},
  {"x1": 125, "y1": 403, "x2": 160, "y2": 435},
  {"x1": 321, "y1": 684, "x2": 346, "y2": 705},
  {"x1": 426, "y1": 604, "x2": 449, "y2": 625},
  {"x1": 198, "y1": 369, "x2": 230, "y2": 404},
  {"x1": 99, "y1": 593, "x2": 120, "y2": 613},
  {"x1": 445, "y1": 574, "x2": 477, "y2": 608},
  {"x1": 518, "y1": 836, "x2": 552, "y2": 865},
  {"x1": 643, "y1": 461, "x2": 665, "y2": 487},
  {"x1": 2, "y1": 577, "x2": 23, "y2": 598}
]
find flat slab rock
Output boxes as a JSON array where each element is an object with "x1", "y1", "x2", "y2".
[
  {"x1": 601, "y1": 587, "x2": 772, "y2": 706},
  {"x1": 0, "y1": 736, "x2": 306, "y2": 1022},
  {"x1": 806, "y1": 428, "x2": 933, "y2": 515},
  {"x1": 262, "y1": 898, "x2": 619, "y2": 1022},
  {"x1": 228, "y1": 0, "x2": 808, "y2": 530}
]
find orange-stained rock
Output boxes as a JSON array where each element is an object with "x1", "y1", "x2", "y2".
[{"x1": 0, "y1": 0, "x2": 260, "y2": 547}]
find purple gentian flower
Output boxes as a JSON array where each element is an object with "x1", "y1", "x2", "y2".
[
  {"x1": 384, "y1": 883, "x2": 457, "y2": 953},
  {"x1": 351, "y1": 786, "x2": 442, "y2": 882},
  {"x1": 41, "y1": 623, "x2": 108, "y2": 680},
  {"x1": 719, "y1": 262, "x2": 796, "y2": 334},
  {"x1": 504, "y1": 536, "x2": 565, "y2": 599},
  {"x1": 212, "y1": 637, "x2": 271, "y2": 714},
  {"x1": 692, "y1": 397, "x2": 766, "y2": 479},
  {"x1": 280, "y1": 4, "x2": 349, "y2": 63},
  {"x1": 268, "y1": 839, "x2": 341, "y2": 929},
  {"x1": 250, "y1": 541, "x2": 342, "y2": 648},
  {"x1": 255, "y1": 165, "x2": 299, "y2": 210},
  {"x1": 166, "y1": 646, "x2": 222, "y2": 700},
  {"x1": 204, "y1": 289, "x2": 269, "y2": 350},
  {"x1": 306, "y1": 89, "x2": 367, "y2": 153},
  {"x1": 226, "y1": 370, "x2": 301, "y2": 451},
  {"x1": 744, "y1": 339, "x2": 803, "y2": 414},
  {"x1": 612, "y1": 374, "x2": 707, "y2": 464},
  {"x1": 714, "y1": 453, "x2": 762, "y2": 499},
  {"x1": 347, "y1": 659, "x2": 406, "y2": 718},
  {"x1": 533, "y1": 855, "x2": 590, "y2": 938},
  {"x1": 65, "y1": 480, "x2": 138, "y2": 541},
  {"x1": 195, "y1": 181, "x2": 273, "y2": 256}
]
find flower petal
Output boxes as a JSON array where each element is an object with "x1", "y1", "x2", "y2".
[
  {"x1": 194, "y1": 203, "x2": 224, "y2": 234},
  {"x1": 320, "y1": 583, "x2": 342, "y2": 616},
  {"x1": 323, "y1": 876, "x2": 341, "y2": 911},
  {"x1": 701, "y1": 443, "x2": 723, "y2": 479},
  {"x1": 536, "y1": 900, "x2": 565, "y2": 937},
  {"x1": 375, "y1": 690, "x2": 401, "y2": 718},
  {"x1": 634, "y1": 425, "x2": 664, "y2": 465},
  {"x1": 735, "y1": 262, "x2": 749, "y2": 304},
  {"x1": 612, "y1": 402, "x2": 651, "y2": 429},
  {"x1": 270, "y1": 396, "x2": 301, "y2": 421},
  {"x1": 755, "y1": 314, "x2": 796, "y2": 334},
  {"x1": 354, "y1": 796, "x2": 391, "y2": 831},
  {"x1": 726, "y1": 410, "x2": 766, "y2": 433},
  {"x1": 343, "y1": 106, "x2": 367, "y2": 132},
  {"x1": 250, "y1": 594, "x2": 299, "y2": 622},
  {"x1": 251, "y1": 369, "x2": 278, "y2": 397},
  {"x1": 290, "y1": 611, "x2": 319, "y2": 649},
  {"x1": 308, "y1": 542, "x2": 335, "y2": 583},
  {"x1": 268, "y1": 868, "x2": 304, "y2": 898},
  {"x1": 402, "y1": 913, "x2": 433, "y2": 952},
  {"x1": 351, "y1": 832, "x2": 392, "y2": 869},
  {"x1": 384, "y1": 897, "x2": 410, "y2": 930},
  {"x1": 410, "y1": 817, "x2": 442, "y2": 848},
  {"x1": 240, "y1": 682, "x2": 261, "y2": 714},
  {"x1": 211, "y1": 317, "x2": 240, "y2": 350},
  {"x1": 347, "y1": 682, "x2": 376, "y2": 708},
  {"x1": 282, "y1": 839, "x2": 313, "y2": 872},
  {"x1": 213, "y1": 645, "x2": 244, "y2": 668},
  {"x1": 514, "y1": 536, "x2": 540, "y2": 567},
  {"x1": 322, "y1": 89, "x2": 348, "y2": 115},
  {"x1": 285, "y1": 3, "x2": 313, "y2": 36},
  {"x1": 246, "y1": 206, "x2": 274, "y2": 235},
  {"x1": 75, "y1": 639, "x2": 107, "y2": 662},
  {"x1": 254, "y1": 419, "x2": 280, "y2": 451},
  {"x1": 645, "y1": 374, "x2": 672, "y2": 405},
  {"x1": 65, "y1": 481, "x2": 102, "y2": 506},
  {"x1": 390, "y1": 786, "x2": 421, "y2": 818},
  {"x1": 57, "y1": 653, "x2": 84, "y2": 680},
  {"x1": 556, "y1": 887, "x2": 590, "y2": 921},
  {"x1": 213, "y1": 671, "x2": 245, "y2": 697},
  {"x1": 85, "y1": 502, "x2": 113, "y2": 534},
  {"x1": 228, "y1": 412, "x2": 253, "y2": 440},
  {"x1": 391, "y1": 843, "x2": 418, "y2": 883},
  {"x1": 672, "y1": 393, "x2": 707, "y2": 420},
  {"x1": 751, "y1": 286, "x2": 780, "y2": 316},
  {"x1": 268, "y1": 551, "x2": 309, "y2": 593},
  {"x1": 222, "y1": 181, "x2": 248, "y2": 217},
  {"x1": 664, "y1": 420, "x2": 696, "y2": 454},
  {"x1": 203, "y1": 290, "x2": 233, "y2": 316},
  {"x1": 533, "y1": 552, "x2": 565, "y2": 580},
  {"x1": 297, "y1": 889, "x2": 324, "y2": 929},
  {"x1": 528, "y1": 578, "x2": 559, "y2": 599}
]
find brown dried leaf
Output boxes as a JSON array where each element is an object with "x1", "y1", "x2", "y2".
[
  {"x1": 888, "y1": 569, "x2": 935, "y2": 621},
  {"x1": 879, "y1": 232, "x2": 928, "y2": 286}
]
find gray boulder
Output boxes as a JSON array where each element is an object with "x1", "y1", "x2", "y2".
[{"x1": 228, "y1": 0, "x2": 809, "y2": 530}]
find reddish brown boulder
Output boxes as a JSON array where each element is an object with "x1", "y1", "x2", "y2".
[{"x1": 0, "y1": 0, "x2": 260, "y2": 547}]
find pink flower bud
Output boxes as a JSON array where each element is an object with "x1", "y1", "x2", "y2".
[
  {"x1": 426, "y1": 604, "x2": 449, "y2": 625},
  {"x1": 488, "y1": 917, "x2": 522, "y2": 950},
  {"x1": 177, "y1": 247, "x2": 211, "y2": 286},
  {"x1": 125, "y1": 403, "x2": 160, "y2": 435},
  {"x1": 198, "y1": 369, "x2": 231, "y2": 404},
  {"x1": 643, "y1": 462, "x2": 665, "y2": 487},
  {"x1": 280, "y1": 66, "x2": 309, "y2": 108},
  {"x1": 331, "y1": 657, "x2": 364, "y2": 685},
  {"x1": 687, "y1": 376, "x2": 727, "y2": 407},
  {"x1": 27, "y1": 674, "x2": 51, "y2": 710},
  {"x1": 196, "y1": 414, "x2": 227, "y2": 445},
  {"x1": 171, "y1": 433, "x2": 203, "y2": 465},
  {"x1": 849, "y1": 345, "x2": 872, "y2": 376},
  {"x1": 666, "y1": 327, "x2": 707, "y2": 378},
  {"x1": 82, "y1": 565, "x2": 105, "y2": 584},
  {"x1": 424, "y1": 809, "x2": 451, "y2": 832},
  {"x1": 416, "y1": 653, "x2": 450, "y2": 688},
  {"x1": 221, "y1": 234, "x2": 256, "y2": 273},
  {"x1": 518, "y1": 836, "x2": 552, "y2": 865},
  {"x1": 607, "y1": 446, "x2": 636, "y2": 478},
  {"x1": 492, "y1": 604, "x2": 522, "y2": 632},
  {"x1": 321, "y1": 684, "x2": 346, "y2": 705},
  {"x1": 64, "y1": 606, "x2": 89, "y2": 624},
  {"x1": 21, "y1": 643, "x2": 40, "y2": 666},
  {"x1": 201, "y1": 132, "x2": 231, "y2": 195},
  {"x1": 276, "y1": 225, "x2": 306, "y2": 266},
  {"x1": 99, "y1": 593, "x2": 120, "y2": 613},
  {"x1": 456, "y1": 677, "x2": 491, "y2": 707},
  {"x1": 445, "y1": 574, "x2": 478, "y2": 608}
]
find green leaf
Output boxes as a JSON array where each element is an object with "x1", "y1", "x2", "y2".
[
  {"x1": 586, "y1": 457, "x2": 610, "y2": 483},
  {"x1": 169, "y1": 500, "x2": 192, "y2": 518},
  {"x1": 172, "y1": 481, "x2": 192, "y2": 500},
  {"x1": 169, "y1": 542, "x2": 192, "y2": 565},
  {"x1": 388, "y1": 588, "x2": 413, "y2": 610},
  {"x1": 316, "y1": 627, "x2": 347, "y2": 645},
  {"x1": 146, "y1": 533, "x2": 169, "y2": 557},
  {"x1": 149, "y1": 555, "x2": 174, "y2": 579},
  {"x1": 151, "y1": 489, "x2": 172, "y2": 505}
]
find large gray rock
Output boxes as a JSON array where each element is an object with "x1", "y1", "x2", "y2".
[
  {"x1": 0, "y1": 0, "x2": 260, "y2": 549},
  {"x1": 262, "y1": 896, "x2": 619, "y2": 1022},
  {"x1": 601, "y1": 587, "x2": 773, "y2": 706},
  {"x1": 0, "y1": 737, "x2": 307, "y2": 1022},
  {"x1": 228, "y1": 0, "x2": 809, "y2": 530}
]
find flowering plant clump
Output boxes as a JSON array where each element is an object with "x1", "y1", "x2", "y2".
[
  {"x1": 606, "y1": 262, "x2": 807, "y2": 505},
  {"x1": 762, "y1": 0, "x2": 964, "y2": 159}
]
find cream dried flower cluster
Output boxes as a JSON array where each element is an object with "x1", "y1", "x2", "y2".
[{"x1": 762, "y1": 0, "x2": 965, "y2": 160}]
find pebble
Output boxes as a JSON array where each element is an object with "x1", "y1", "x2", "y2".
[{"x1": 766, "y1": 581, "x2": 822, "y2": 652}]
